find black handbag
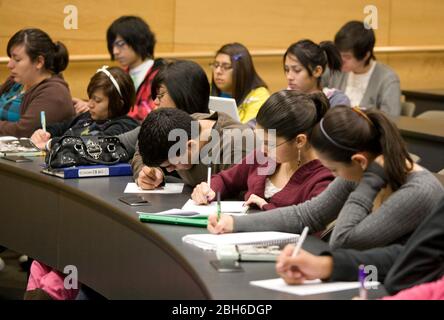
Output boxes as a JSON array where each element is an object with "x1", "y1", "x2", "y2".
[{"x1": 45, "y1": 136, "x2": 130, "y2": 168}]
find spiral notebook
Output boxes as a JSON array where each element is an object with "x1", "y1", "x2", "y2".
[{"x1": 182, "y1": 231, "x2": 299, "y2": 251}]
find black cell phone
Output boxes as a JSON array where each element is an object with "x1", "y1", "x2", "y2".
[
  {"x1": 210, "y1": 260, "x2": 244, "y2": 273},
  {"x1": 2, "y1": 155, "x2": 33, "y2": 163},
  {"x1": 118, "y1": 195, "x2": 150, "y2": 206}
]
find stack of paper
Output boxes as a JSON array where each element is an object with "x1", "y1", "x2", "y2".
[
  {"x1": 250, "y1": 278, "x2": 380, "y2": 296},
  {"x1": 181, "y1": 199, "x2": 247, "y2": 216},
  {"x1": 182, "y1": 231, "x2": 299, "y2": 251}
]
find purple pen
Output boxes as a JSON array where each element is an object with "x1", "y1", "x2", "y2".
[{"x1": 359, "y1": 264, "x2": 368, "y2": 300}]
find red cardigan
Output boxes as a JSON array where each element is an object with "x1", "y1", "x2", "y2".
[{"x1": 210, "y1": 152, "x2": 334, "y2": 211}]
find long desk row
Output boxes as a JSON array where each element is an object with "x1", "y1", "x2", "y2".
[
  {"x1": 395, "y1": 116, "x2": 444, "y2": 173},
  {"x1": 0, "y1": 158, "x2": 388, "y2": 300}
]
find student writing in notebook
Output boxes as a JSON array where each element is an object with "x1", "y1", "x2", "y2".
[
  {"x1": 274, "y1": 197, "x2": 444, "y2": 300},
  {"x1": 210, "y1": 43, "x2": 270, "y2": 125},
  {"x1": 208, "y1": 106, "x2": 444, "y2": 250},
  {"x1": 72, "y1": 16, "x2": 164, "y2": 122},
  {"x1": 30, "y1": 67, "x2": 138, "y2": 150},
  {"x1": 191, "y1": 91, "x2": 334, "y2": 211}
]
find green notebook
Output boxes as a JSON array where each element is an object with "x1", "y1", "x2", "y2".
[{"x1": 139, "y1": 214, "x2": 208, "y2": 228}]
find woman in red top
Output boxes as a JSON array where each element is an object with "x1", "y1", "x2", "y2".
[{"x1": 192, "y1": 90, "x2": 334, "y2": 211}]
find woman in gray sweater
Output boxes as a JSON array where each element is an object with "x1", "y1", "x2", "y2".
[{"x1": 208, "y1": 106, "x2": 444, "y2": 250}]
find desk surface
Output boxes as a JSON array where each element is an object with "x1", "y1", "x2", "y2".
[
  {"x1": 403, "y1": 89, "x2": 444, "y2": 100},
  {"x1": 0, "y1": 158, "x2": 388, "y2": 300},
  {"x1": 395, "y1": 116, "x2": 444, "y2": 141}
]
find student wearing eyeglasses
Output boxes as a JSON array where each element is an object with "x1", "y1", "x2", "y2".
[
  {"x1": 210, "y1": 43, "x2": 270, "y2": 125},
  {"x1": 191, "y1": 90, "x2": 334, "y2": 211},
  {"x1": 73, "y1": 16, "x2": 164, "y2": 123}
]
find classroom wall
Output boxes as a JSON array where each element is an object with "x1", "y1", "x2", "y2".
[{"x1": 1, "y1": 0, "x2": 444, "y2": 98}]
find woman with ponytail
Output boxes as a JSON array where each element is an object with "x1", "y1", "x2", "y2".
[
  {"x1": 0, "y1": 28, "x2": 74, "y2": 137},
  {"x1": 207, "y1": 106, "x2": 444, "y2": 251},
  {"x1": 284, "y1": 39, "x2": 350, "y2": 107},
  {"x1": 192, "y1": 90, "x2": 334, "y2": 211}
]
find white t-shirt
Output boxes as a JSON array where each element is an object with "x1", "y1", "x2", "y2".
[
  {"x1": 129, "y1": 59, "x2": 154, "y2": 91},
  {"x1": 264, "y1": 178, "x2": 283, "y2": 200},
  {"x1": 345, "y1": 60, "x2": 376, "y2": 107}
]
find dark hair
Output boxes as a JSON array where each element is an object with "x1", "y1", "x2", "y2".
[
  {"x1": 211, "y1": 42, "x2": 267, "y2": 106},
  {"x1": 138, "y1": 108, "x2": 195, "y2": 166},
  {"x1": 87, "y1": 67, "x2": 136, "y2": 118},
  {"x1": 107, "y1": 16, "x2": 156, "y2": 61},
  {"x1": 151, "y1": 60, "x2": 210, "y2": 114},
  {"x1": 7, "y1": 28, "x2": 69, "y2": 74},
  {"x1": 310, "y1": 106, "x2": 413, "y2": 190},
  {"x1": 284, "y1": 39, "x2": 342, "y2": 87},
  {"x1": 257, "y1": 90, "x2": 329, "y2": 140},
  {"x1": 334, "y1": 21, "x2": 376, "y2": 66}
]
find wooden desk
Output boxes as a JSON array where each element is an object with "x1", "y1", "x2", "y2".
[
  {"x1": 0, "y1": 159, "x2": 387, "y2": 300},
  {"x1": 402, "y1": 89, "x2": 444, "y2": 116},
  {"x1": 395, "y1": 116, "x2": 444, "y2": 172}
]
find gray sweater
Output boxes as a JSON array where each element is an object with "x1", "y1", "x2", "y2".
[
  {"x1": 233, "y1": 164, "x2": 444, "y2": 250},
  {"x1": 321, "y1": 62, "x2": 401, "y2": 116}
]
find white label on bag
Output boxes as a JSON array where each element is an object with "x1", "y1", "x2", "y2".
[{"x1": 78, "y1": 168, "x2": 110, "y2": 177}]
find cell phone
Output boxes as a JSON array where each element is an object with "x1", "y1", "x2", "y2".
[
  {"x1": 210, "y1": 260, "x2": 244, "y2": 273},
  {"x1": 118, "y1": 195, "x2": 150, "y2": 206},
  {"x1": 2, "y1": 155, "x2": 33, "y2": 163}
]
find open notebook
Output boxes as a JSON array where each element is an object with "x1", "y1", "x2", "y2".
[{"x1": 182, "y1": 231, "x2": 299, "y2": 251}]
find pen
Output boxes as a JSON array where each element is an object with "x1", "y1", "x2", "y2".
[
  {"x1": 207, "y1": 166, "x2": 211, "y2": 186},
  {"x1": 40, "y1": 111, "x2": 46, "y2": 133},
  {"x1": 216, "y1": 192, "x2": 221, "y2": 222},
  {"x1": 359, "y1": 264, "x2": 368, "y2": 299},
  {"x1": 291, "y1": 226, "x2": 309, "y2": 257}
]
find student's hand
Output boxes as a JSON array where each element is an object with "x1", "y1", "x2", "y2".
[
  {"x1": 244, "y1": 194, "x2": 268, "y2": 210},
  {"x1": 276, "y1": 245, "x2": 334, "y2": 285},
  {"x1": 136, "y1": 166, "x2": 164, "y2": 190},
  {"x1": 207, "y1": 214, "x2": 234, "y2": 234},
  {"x1": 30, "y1": 129, "x2": 51, "y2": 150},
  {"x1": 191, "y1": 182, "x2": 216, "y2": 204},
  {"x1": 72, "y1": 97, "x2": 89, "y2": 115}
]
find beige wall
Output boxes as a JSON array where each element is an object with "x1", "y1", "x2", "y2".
[{"x1": 1, "y1": 0, "x2": 444, "y2": 98}]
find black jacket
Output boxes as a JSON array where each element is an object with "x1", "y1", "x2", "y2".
[
  {"x1": 327, "y1": 196, "x2": 444, "y2": 295},
  {"x1": 47, "y1": 112, "x2": 139, "y2": 138}
]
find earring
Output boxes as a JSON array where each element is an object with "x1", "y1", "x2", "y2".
[{"x1": 297, "y1": 149, "x2": 301, "y2": 167}]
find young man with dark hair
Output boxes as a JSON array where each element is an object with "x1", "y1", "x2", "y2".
[
  {"x1": 73, "y1": 16, "x2": 164, "y2": 122},
  {"x1": 132, "y1": 108, "x2": 255, "y2": 189},
  {"x1": 321, "y1": 20, "x2": 401, "y2": 116}
]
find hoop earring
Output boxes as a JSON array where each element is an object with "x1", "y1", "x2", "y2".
[{"x1": 297, "y1": 149, "x2": 301, "y2": 167}]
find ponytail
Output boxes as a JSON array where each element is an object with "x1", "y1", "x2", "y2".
[
  {"x1": 319, "y1": 41, "x2": 342, "y2": 72},
  {"x1": 366, "y1": 110, "x2": 413, "y2": 190},
  {"x1": 310, "y1": 106, "x2": 413, "y2": 191},
  {"x1": 52, "y1": 41, "x2": 69, "y2": 74},
  {"x1": 308, "y1": 91, "x2": 330, "y2": 123}
]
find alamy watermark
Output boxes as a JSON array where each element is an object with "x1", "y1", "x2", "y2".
[
  {"x1": 364, "y1": 5, "x2": 378, "y2": 30},
  {"x1": 64, "y1": 5, "x2": 78, "y2": 30},
  {"x1": 166, "y1": 125, "x2": 277, "y2": 175},
  {"x1": 63, "y1": 265, "x2": 78, "y2": 290}
]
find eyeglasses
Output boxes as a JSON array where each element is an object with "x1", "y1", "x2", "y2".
[
  {"x1": 155, "y1": 91, "x2": 168, "y2": 101},
  {"x1": 209, "y1": 62, "x2": 233, "y2": 72},
  {"x1": 263, "y1": 138, "x2": 293, "y2": 150},
  {"x1": 113, "y1": 40, "x2": 127, "y2": 49}
]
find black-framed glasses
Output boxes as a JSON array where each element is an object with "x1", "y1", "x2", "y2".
[
  {"x1": 209, "y1": 62, "x2": 233, "y2": 72},
  {"x1": 155, "y1": 91, "x2": 168, "y2": 101}
]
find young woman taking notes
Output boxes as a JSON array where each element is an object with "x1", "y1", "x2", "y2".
[
  {"x1": 191, "y1": 91, "x2": 334, "y2": 211},
  {"x1": 207, "y1": 106, "x2": 444, "y2": 250}
]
